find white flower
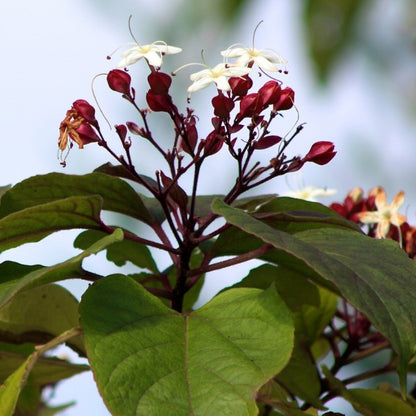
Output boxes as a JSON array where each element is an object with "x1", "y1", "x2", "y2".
[
  {"x1": 187, "y1": 63, "x2": 251, "y2": 93},
  {"x1": 284, "y1": 186, "x2": 337, "y2": 202},
  {"x1": 221, "y1": 45, "x2": 287, "y2": 72},
  {"x1": 117, "y1": 41, "x2": 182, "y2": 68}
]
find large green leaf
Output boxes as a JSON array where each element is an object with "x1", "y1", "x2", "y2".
[
  {"x1": 0, "y1": 172, "x2": 153, "y2": 224},
  {"x1": 74, "y1": 229, "x2": 159, "y2": 273},
  {"x1": 80, "y1": 274, "x2": 294, "y2": 416},
  {"x1": 0, "y1": 195, "x2": 102, "y2": 252},
  {"x1": 0, "y1": 229, "x2": 123, "y2": 309},
  {"x1": 0, "y1": 284, "x2": 85, "y2": 355},
  {"x1": 211, "y1": 199, "x2": 416, "y2": 380}
]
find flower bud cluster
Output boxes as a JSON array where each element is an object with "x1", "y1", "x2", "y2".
[{"x1": 58, "y1": 34, "x2": 336, "y2": 202}]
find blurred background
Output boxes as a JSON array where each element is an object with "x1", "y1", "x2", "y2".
[{"x1": 0, "y1": 0, "x2": 415, "y2": 414}]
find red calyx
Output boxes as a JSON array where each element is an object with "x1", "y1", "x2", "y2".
[
  {"x1": 228, "y1": 75, "x2": 253, "y2": 97},
  {"x1": 146, "y1": 90, "x2": 174, "y2": 113},
  {"x1": 148, "y1": 72, "x2": 172, "y2": 94},
  {"x1": 273, "y1": 87, "x2": 295, "y2": 111},
  {"x1": 258, "y1": 81, "x2": 282, "y2": 106},
  {"x1": 75, "y1": 122, "x2": 100, "y2": 145},
  {"x1": 303, "y1": 141, "x2": 336, "y2": 165},
  {"x1": 212, "y1": 92, "x2": 235, "y2": 119},
  {"x1": 107, "y1": 69, "x2": 132, "y2": 96},
  {"x1": 72, "y1": 99, "x2": 99, "y2": 128}
]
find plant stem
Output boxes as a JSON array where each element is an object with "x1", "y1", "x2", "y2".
[{"x1": 186, "y1": 244, "x2": 272, "y2": 278}]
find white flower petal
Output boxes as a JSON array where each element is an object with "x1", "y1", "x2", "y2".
[
  {"x1": 144, "y1": 50, "x2": 163, "y2": 67},
  {"x1": 220, "y1": 47, "x2": 247, "y2": 58},
  {"x1": 252, "y1": 55, "x2": 279, "y2": 71},
  {"x1": 156, "y1": 45, "x2": 182, "y2": 54},
  {"x1": 187, "y1": 77, "x2": 215, "y2": 92},
  {"x1": 190, "y1": 68, "x2": 211, "y2": 82},
  {"x1": 117, "y1": 41, "x2": 181, "y2": 68},
  {"x1": 221, "y1": 43, "x2": 287, "y2": 71},
  {"x1": 213, "y1": 76, "x2": 231, "y2": 91},
  {"x1": 258, "y1": 49, "x2": 287, "y2": 64},
  {"x1": 223, "y1": 65, "x2": 251, "y2": 77}
]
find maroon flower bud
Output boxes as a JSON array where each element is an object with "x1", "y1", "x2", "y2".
[
  {"x1": 211, "y1": 117, "x2": 221, "y2": 130},
  {"x1": 228, "y1": 75, "x2": 253, "y2": 97},
  {"x1": 107, "y1": 69, "x2": 132, "y2": 96},
  {"x1": 202, "y1": 130, "x2": 224, "y2": 156},
  {"x1": 72, "y1": 99, "x2": 98, "y2": 128},
  {"x1": 237, "y1": 93, "x2": 264, "y2": 120},
  {"x1": 126, "y1": 121, "x2": 145, "y2": 136},
  {"x1": 75, "y1": 122, "x2": 100, "y2": 146},
  {"x1": 146, "y1": 90, "x2": 174, "y2": 112},
  {"x1": 303, "y1": 141, "x2": 336, "y2": 165},
  {"x1": 212, "y1": 92, "x2": 234, "y2": 119},
  {"x1": 148, "y1": 72, "x2": 172, "y2": 94},
  {"x1": 285, "y1": 157, "x2": 304, "y2": 173},
  {"x1": 254, "y1": 135, "x2": 282, "y2": 150},
  {"x1": 258, "y1": 81, "x2": 282, "y2": 106},
  {"x1": 160, "y1": 171, "x2": 188, "y2": 210},
  {"x1": 115, "y1": 124, "x2": 127, "y2": 141},
  {"x1": 273, "y1": 87, "x2": 295, "y2": 111},
  {"x1": 178, "y1": 116, "x2": 198, "y2": 155}
]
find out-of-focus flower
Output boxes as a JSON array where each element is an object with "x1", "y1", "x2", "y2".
[
  {"x1": 221, "y1": 44, "x2": 287, "y2": 72},
  {"x1": 187, "y1": 63, "x2": 251, "y2": 93},
  {"x1": 117, "y1": 41, "x2": 182, "y2": 69},
  {"x1": 357, "y1": 187, "x2": 406, "y2": 238},
  {"x1": 284, "y1": 186, "x2": 337, "y2": 202}
]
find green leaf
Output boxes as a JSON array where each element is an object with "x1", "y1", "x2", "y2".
[
  {"x1": 258, "y1": 379, "x2": 320, "y2": 415},
  {"x1": 255, "y1": 196, "x2": 360, "y2": 233},
  {"x1": 0, "y1": 341, "x2": 87, "y2": 416},
  {"x1": 38, "y1": 401, "x2": 75, "y2": 416},
  {"x1": 231, "y1": 263, "x2": 320, "y2": 311},
  {"x1": 0, "y1": 229, "x2": 123, "y2": 309},
  {"x1": 277, "y1": 338, "x2": 324, "y2": 409},
  {"x1": 0, "y1": 195, "x2": 102, "y2": 252},
  {"x1": 0, "y1": 354, "x2": 30, "y2": 415},
  {"x1": 294, "y1": 286, "x2": 339, "y2": 346},
  {"x1": 211, "y1": 199, "x2": 416, "y2": 380},
  {"x1": 192, "y1": 194, "x2": 277, "y2": 221},
  {"x1": 0, "y1": 185, "x2": 11, "y2": 203},
  {"x1": 0, "y1": 345, "x2": 88, "y2": 386},
  {"x1": 80, "y1": 275, "x2": 294, "y2": 416},
  {"x1": 0, "y1": 284, "x2": 85, "y2": 356},
  {"x1": 0, "y1": 172, "x2": 153, "y2": 224},
  {"x1": 347, "y1": 388, "x2": 416, "y2": 415},
  {"x1": 323, "y1": 366, "x2": 416, "y2": 415},
  {"x1": 74, "y1": 229, "x2": 159, "y2": 273}
]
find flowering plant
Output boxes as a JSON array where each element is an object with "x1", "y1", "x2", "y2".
[{"x1": 1, "y1": 26, "x2": 416, "y2": 416}]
